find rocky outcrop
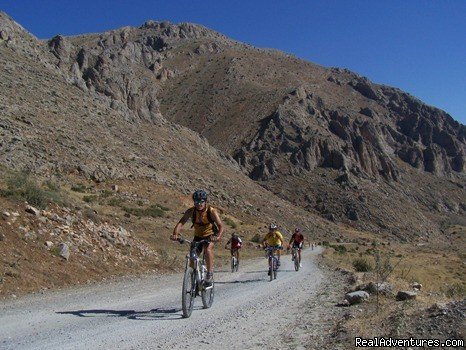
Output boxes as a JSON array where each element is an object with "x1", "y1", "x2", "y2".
[
  {"x1": 41, "y1": 20, "x2": 229, "y2": 124},
  {"x1": 233, "y1": 89, "x2": 402, "y2": 182}
]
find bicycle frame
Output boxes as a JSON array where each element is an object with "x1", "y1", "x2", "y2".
[
  {"x1": 185, "y1": 240, "x2": 208, "y2": 286},
  {"x1": 179, "y1": 237, "x2": 214, "y2": 318},
  {"x1": 265, "y1": 246, "x2": 279, "y2": 280}
]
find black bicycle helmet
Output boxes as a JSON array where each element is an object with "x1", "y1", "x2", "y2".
[{"x1": 192, "y1": 189, "x2": 208, "y2": 202}]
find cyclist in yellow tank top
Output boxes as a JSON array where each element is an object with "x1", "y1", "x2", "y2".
[
  {"x1": 262, "y1": 223, "x2": 285, "y2": 265},
  {"x1": 171, "y1": 190, "x2": 224, "y2": 287}
]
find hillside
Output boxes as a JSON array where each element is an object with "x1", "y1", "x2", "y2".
[
  {"x1": 0, "y1": 11, "x2": 465, "y2": 298},
  {"x1": 17, "y1": 13, "x2": 464, "y2": 240}
]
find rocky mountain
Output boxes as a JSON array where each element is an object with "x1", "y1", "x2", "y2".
[
  {"x1": 0, "y1": 12, "x2": 333, "y2": 237},
  {"x1": 1, "y1": 11, "x2": 465, "y2": 242}
]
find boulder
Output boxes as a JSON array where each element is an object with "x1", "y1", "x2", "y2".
[
  {"x1": 45, "y1": 241, "x2": 53, "y2": 248},
  {"x1": 25, "y1": 205, "x2": 40, "y2": 216},
  {"x1": 358, "y1": 282, "x2": 393, "y2": 295},
  {"x1": 360, "y1": 107, "x2": 375, "y2": 118},
  {"x1": 58, "y1": 243, "x2": 70, "y2": 260},
  {"x1": 396, "y1": 290, "x2": 417, "y2": 301},
  {"x1": 345, "y1": 291, "x2": 369, "y2": 305}
]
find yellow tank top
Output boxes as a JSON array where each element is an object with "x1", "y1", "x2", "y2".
[
  {"x1": 264, "y1": 231, "x2": 284, "y2": 246},
  {"x1": 192, "y1": 206, "x2": 215, "y2": 238}
]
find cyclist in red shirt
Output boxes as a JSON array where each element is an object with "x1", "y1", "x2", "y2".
[
  {"x1": 225, "y1": 233, "x2": 242, "y2": 264},
  {"x1": 288, "y1": 227, "x2": 305, "y2": 267}
]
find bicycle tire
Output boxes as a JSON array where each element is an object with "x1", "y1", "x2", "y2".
[
  {"x1": 182, "y1": 268, "x2": 195, "y2": 318},
  {"x1": 269, "y1": 256, "x2": 273, "y2": 282},
  {"x1": 294, "y1": 253, "x2": 300, "y2": 271},
  {"x1": 235, "y1": 259, "x2": 239, "y2": 272},
  {"x1": 231, "y1": 257, "x2": 235, "y2": 273},
  {"x1": 201, "y1": 278, "x2": 214, "y2": 309},
  {"x1": 274, "y1": 269, "x2": 277, "y2": 279}
]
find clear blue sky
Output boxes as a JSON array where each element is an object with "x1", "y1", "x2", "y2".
[{"x1": 2, "y1": 0, "x2": 465, "y2": 125}]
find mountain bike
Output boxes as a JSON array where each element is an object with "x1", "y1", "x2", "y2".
[
  {"x1": 291, "y1": 247, "x2": 300, "y2": 271},
  {"x1": 230, "y1": 248, "x2": 239, "y2": 272},
  {"x1": 178, "y1": 238, "x2": 214, "y2": 318},
  {"x1": 265, "y1": 246, "x2": 281, "y2": 281}
]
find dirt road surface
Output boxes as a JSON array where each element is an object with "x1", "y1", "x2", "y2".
[{"x1": 1, "y1": 247, "x2": 342, "y2": 349}]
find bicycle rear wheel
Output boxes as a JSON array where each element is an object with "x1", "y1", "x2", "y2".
[
  {"x1": 182, "y1": 268, "x2": 196, "y2": 318},
  {"x1": 201, "y1": 278, "x2": 214, "y2": 309}
]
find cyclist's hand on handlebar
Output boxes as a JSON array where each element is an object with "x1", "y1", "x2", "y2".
[
  {"x1": 211, "y1": 235, "x2": 221, "y2": 242},
  {"x1": 170, "y1": 234, "x2": 179, "y2": 241}
]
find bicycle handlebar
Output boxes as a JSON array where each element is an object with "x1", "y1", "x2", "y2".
[{"x1": 177, "y1": 237, "x2": 210, "y2": 245}]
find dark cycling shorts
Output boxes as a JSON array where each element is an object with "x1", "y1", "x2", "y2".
[
  {"x1": 292, "y1": 242, "x2": 303, "y2": 249},
  {"x1": 192, "y1": 235, "x2": 212, "y2": 254}
]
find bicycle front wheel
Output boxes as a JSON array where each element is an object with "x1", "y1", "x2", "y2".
[
  {"x1": 294, "y1": 255, "x2": 300, "y2": 271},
  {"x1": 201, "y1": 278, "x2": 214, "y2": 309},
  {"x1": 268, "y1": 257, "x2": 273, "y2": 282},
  {"x1": 182, "y1": 268, "x2": 196, "y2": 318},
  {"x1": 231, "y1": 257, "x2": 235, "y2": 273}
]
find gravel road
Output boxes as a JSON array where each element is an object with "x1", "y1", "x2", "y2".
[{"x1": 0, "y1": 247, "x2": 332, "y2": 350}]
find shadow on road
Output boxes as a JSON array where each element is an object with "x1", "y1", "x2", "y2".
[
  {"x1": 215, "y1": 278, "x2": 262, "y2": 285},
  {"x1": 56, "y1": 307, "x2": 187, "y2": 321}
]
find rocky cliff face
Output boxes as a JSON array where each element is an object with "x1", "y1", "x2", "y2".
[{"x1": 33, "y1": 14, "x2": 464, "y2": 183}]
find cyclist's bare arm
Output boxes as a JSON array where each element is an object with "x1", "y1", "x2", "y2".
[
  {"x1": 210, "y1": 208, "x2": 225, "y2": 241},
  {"x1": 171, "y1": 208, "x2": 192, "y2": 240}
]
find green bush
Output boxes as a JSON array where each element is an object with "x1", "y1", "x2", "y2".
[
  {"x1": 224, "y1": 217, "x2": 237, "y2": 229},
  {"x1": 331, "y1": 244, "x2": 347, "y2": 254},
  {"x1": 107, "y1": 197, "x2": 124, "y2": 207},
  {"x1": 250, "y1": 233, "x2": 262, "y2": 243},
  {"x1": 83, "y1": 195, "x2": 98, "y2": 203},
  {"x1": 353, "y1": 258, "x2": 373, "y2": 272},
  {"x1": 442, "y1": 283, "x2": 466, "y2": 299},
  {"x1": 1, "y1": 171, "x2": 60, "y2": 209},
  {"x1": 71, "y1": 184, "x2": 87, "y2": 193}
]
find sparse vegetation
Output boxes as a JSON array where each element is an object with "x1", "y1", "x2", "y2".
[
  {"x1": 0, "y1": 170, "x2": 62, "y2": 209},
  {"x1": 442, "y1": 283, "x2": 466, "y2": 299},
  {"x1": 250, "y1": 233, "x2": 262, "y2": 243},
  {"x1": 330, "y1": 244, "x2": 347, "y2": 254},
  {"x1": 122, "y1": 203, "x2": 169, "y2": 218},
  {"x1": 224, "y1": 217, "x2": 237, "y2": 229},
  {"x1": 83, "y1": 195, "x2": 98, "y2": 203},
  {"x1": 71, "y1": 184, "x2": 87, "y2": 193},
  {"x1": 353, "y1": 257, "x2": 373, "y2": 272}
]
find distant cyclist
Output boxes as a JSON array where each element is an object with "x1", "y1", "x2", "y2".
[
  {"x1": 288, "y1": 227, "x2": 304, "y2": 267},
  {"x1": 262, "y1": 224, "x2": 284, "y2": 265},
  {"x1": 225, "y1": 232, "x2": 242, "y2": 262},
  {"x1": 171, "y1": 190, "x2": 224, "y2": 287}
]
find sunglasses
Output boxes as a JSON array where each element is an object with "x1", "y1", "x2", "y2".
[{"x1": 194, "y1": 200, "x2": 206, "y2": 205}]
